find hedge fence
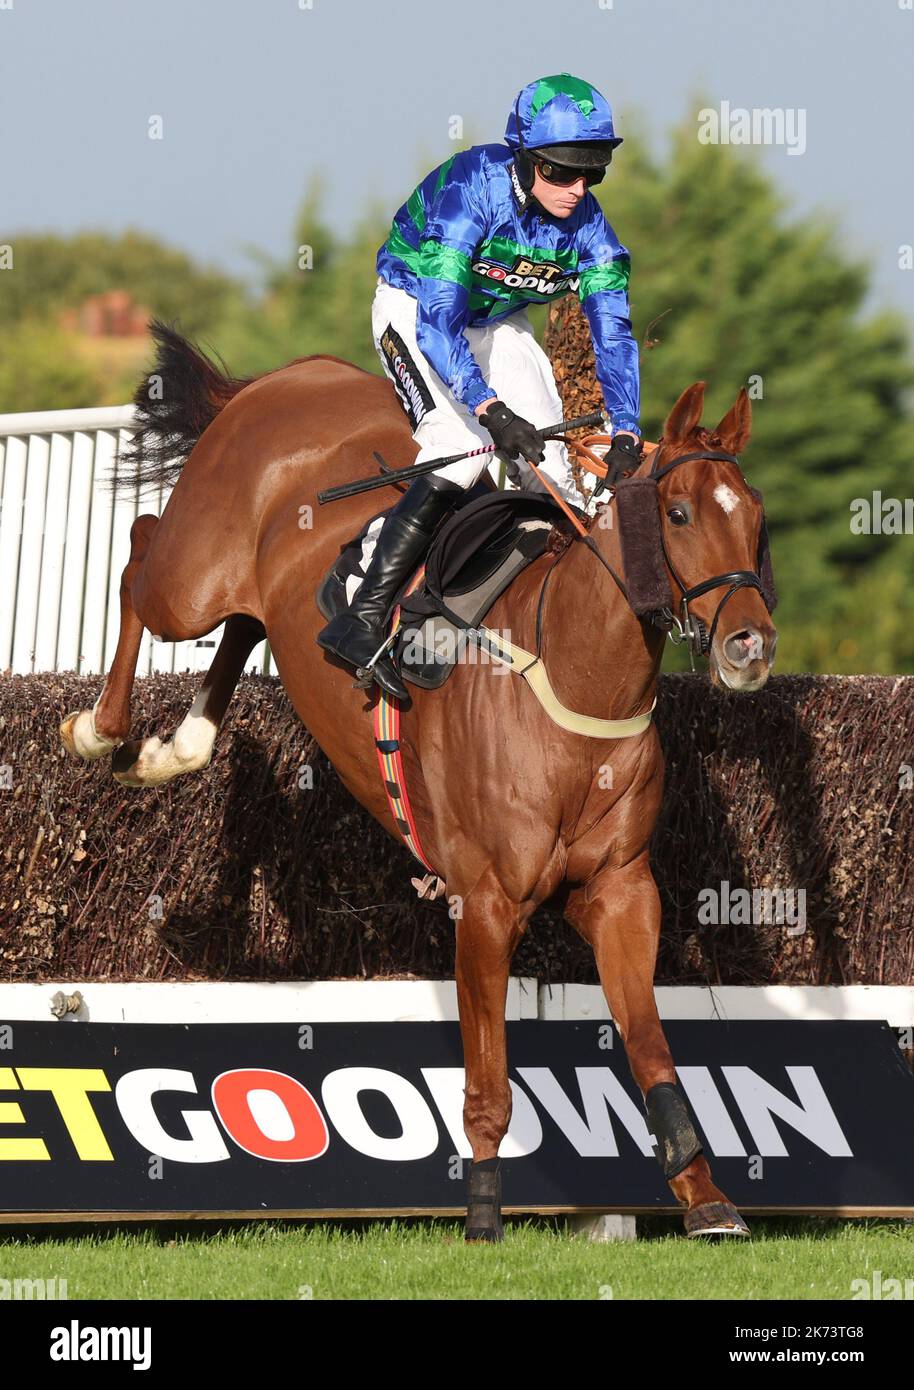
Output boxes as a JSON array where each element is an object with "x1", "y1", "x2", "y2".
[{"x1": 1, "y1": 672, "x2": 911, "y2": 986}]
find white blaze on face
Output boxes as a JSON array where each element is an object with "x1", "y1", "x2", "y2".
[{"x1": 714, "y1": 483, "x2": 740, "y2": 516}]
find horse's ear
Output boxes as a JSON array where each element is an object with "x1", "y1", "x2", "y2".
[
  {"x1": 715, "y1": 388, "x2": 752, "y2": 453},
  {"x1": 663, "y1": 382, "x2": 705, "y2": 444}
]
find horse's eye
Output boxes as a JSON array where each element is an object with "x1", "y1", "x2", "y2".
[{"x1": 667, "y1": 507, "x2": 689, "y2": 526}]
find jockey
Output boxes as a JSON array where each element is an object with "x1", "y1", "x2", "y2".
[{"x1": 318, "y1": 72, "x2": 642, "y2": 699}]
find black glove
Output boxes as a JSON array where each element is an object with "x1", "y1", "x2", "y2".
[
  {"x1": 480, "y1": 400, "x2": 545, "y2": 464},
  {"x1": 594, "y1": 432, "x2": 642, "y2": 495}
]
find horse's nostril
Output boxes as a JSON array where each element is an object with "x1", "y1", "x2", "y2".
[{"x1": 723, "y1": 628, "x2": 764, "y2": 666}]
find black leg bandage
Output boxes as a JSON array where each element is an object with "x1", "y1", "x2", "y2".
[
  {"x1": 645, "y1": 1082, "x2": 703, "y2": 1181},
  {"x1": 465, "y1": 1157, "x2": 504, "y2": 1241}
]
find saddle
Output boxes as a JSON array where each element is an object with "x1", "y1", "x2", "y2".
[{"x1": 315, "y1": 486, "x2": 568, "y2": 689}]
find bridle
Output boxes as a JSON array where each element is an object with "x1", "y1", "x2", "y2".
[
  {"x1": 647, "y1": 447, "x2": 765, "y2": 669},
  {"x1": 523, "y1": 435, "x2": 770, "y2": 677}
]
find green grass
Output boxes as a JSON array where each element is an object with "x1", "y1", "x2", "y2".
[{"x1": 1, "y1": 1217, "x2": 912, "y2": 1300}]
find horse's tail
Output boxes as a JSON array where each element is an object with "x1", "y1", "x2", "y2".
[{"x1": 112, "y1": 318, "x2": 253, "y2": 495}]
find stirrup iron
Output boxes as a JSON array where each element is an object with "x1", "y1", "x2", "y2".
[{"x1": 353, "y1": 631, "x2": 399, "y2": 690}]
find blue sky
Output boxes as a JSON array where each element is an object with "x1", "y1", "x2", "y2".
[{"x1": 2, "y1": 0, "x2": 913, "y2": 327}]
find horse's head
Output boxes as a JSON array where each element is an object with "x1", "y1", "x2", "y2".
[{"x1": 615, "y1": 381, "x2": 777, "y2": 692}]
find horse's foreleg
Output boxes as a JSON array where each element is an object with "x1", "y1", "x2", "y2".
[
  {"x1": 111, "y1": 614, "x2": 266, "y2": 786},
  {"x1": 453, "y1": 869, "x2": 528, "y2": 1243},
  {"x1": 60, "y1": 514, "x2": 158, "y2": 760},
  {"x1": 565, "y1": 852, "x2": 749, "y2": 1238}
]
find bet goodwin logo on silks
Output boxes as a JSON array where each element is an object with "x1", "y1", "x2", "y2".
[{"x1": 379, "y1": 324, "x2": 435, "y2": 428}]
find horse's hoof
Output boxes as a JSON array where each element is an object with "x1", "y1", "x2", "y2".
[
  {"x1": 60, "y1": 710, "x2": 119, "y2": 761},
  {"x1": 465, "y1": 1157, "x2": 504, "y2": 1243},
  {"x1": 112, "y1": 730, "x2": 213, "y2": 787},
  {"x1": 111, "y1": 739, "x2": 147, "y2": 785},
  {"x1": 685, "y1": 1201, "x2": 750, "y2": 1238},
  {"x1": 111, "y1": 737, "x2": 172, "y2": 787},
  {"x1": 59, "y1": 714, "x2": 79, "y2": 757}
]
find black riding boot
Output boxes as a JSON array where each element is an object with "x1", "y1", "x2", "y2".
[{"x1": 317, "y1": 473, "x2": 463, "y2": 699}]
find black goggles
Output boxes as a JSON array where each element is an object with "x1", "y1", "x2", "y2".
[{"x1": 532, "y1": 156, "x2": 608, "y2": 187}]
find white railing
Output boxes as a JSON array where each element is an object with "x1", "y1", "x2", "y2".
[{"x1": 0, "y1": 405, "x2": 271, "y2": 676}]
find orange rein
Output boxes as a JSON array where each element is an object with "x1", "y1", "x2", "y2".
[{"x1": 522, "y1": 431, "x2": 658, "y2": 536}]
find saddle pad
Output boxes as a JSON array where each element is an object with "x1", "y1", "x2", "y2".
[{"x1": 315, "y1": 490, "x2": 564, "y2": 689}]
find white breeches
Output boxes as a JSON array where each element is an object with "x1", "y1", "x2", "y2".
[{"x1": 371, "y1": 277, "x2": 586, "y2": 506}]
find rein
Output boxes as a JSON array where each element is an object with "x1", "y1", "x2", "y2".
[
  {"x1": 476, "y1": 435, "x2": 650, "y2": 739},
  {"x1": 523, "y1": 432, "x2": 631, "y2": 601}
]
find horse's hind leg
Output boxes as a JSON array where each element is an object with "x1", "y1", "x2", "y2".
[
  {"x1": 565, "y1": 852, "x2": 749, "y2": 1239},
  {"x1": 111, "y1": 613, "x2": 265, "y2": 786},
  {"x1": 60, "y1": 513, "x2": 158, "y2": 760}
]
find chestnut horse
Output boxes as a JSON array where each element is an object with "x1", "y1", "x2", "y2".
[{"x1": 60, "y1": 326, "x2": 777, "y2": 1239}]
